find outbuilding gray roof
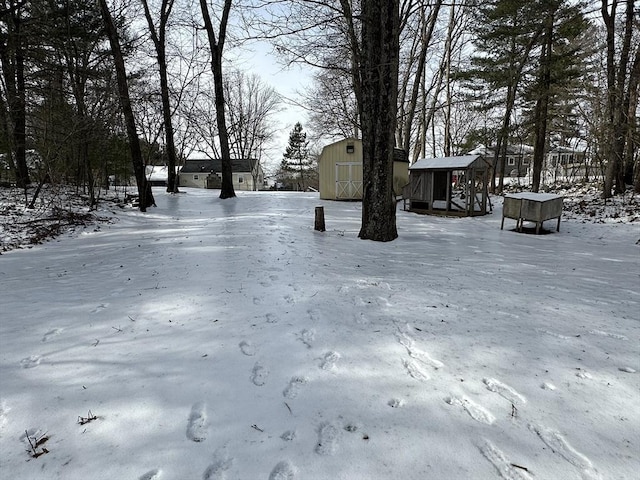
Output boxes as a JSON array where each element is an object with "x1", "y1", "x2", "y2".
[{"x1": 410, "y1": 155, "x2": 487, "y2": 170}]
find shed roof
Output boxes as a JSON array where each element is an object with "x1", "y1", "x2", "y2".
[
  {"x1": 181, "y1": 158, "x2": 254, "y2": 173},
  {"x1": 410, "y1": 155, "x2": 487, "y2": 170}
]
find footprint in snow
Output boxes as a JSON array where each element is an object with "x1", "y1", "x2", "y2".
[
  {"x1": 238, "y1": 340, "x2": 256, "y2": 356},
  {"x1": 280, "y1": 430, "x2": 296, "y2": 441},
  {"x1": 42, "y1": 328, "x2": 63, "y2": 342},
  {"x1": 618, "y1": 367, "x2": 636, "y2": 373},
  {"x1": 320, "y1": 351, "x2": 340, "y2": 370},
  {"x1": 480, "y1": 440, "x2": 533, "y2": 480},
  {"x1": 315, "y1": 422, "x2": 340, "y2": 455},
  {"x1": 186, "y1": 402, "x2": 207, "y2": 442},
  {"x1": 396, "y1": 331, "x2": 444, "y2": 370},
  {"x1": 251, "y1": 362, "x2": 269, "y2": 386},
  {"x1": 0, "y1": 399, "x2": 9, "y2": 429},
  {"x1": 588, "y1": 329, "x2": 627, "y2": 340},
  {"x1": 445, "y1": 396, "x2": 495, "y2": 425},
  {"x1": 529, "y1": 423, "x2": 602, "y2": 480},
  {"x1": 266, "y1": 313, "x2": 279, "y2": 324},
  {"x1": 283, "y1": 376, "x2": 308, "y2": 399},
  {"x1": 202, "y1": 449, "x2": 234, "y2": 480},
  {"x1": 483, "y1": 378, "x2": 526, "y2": 405},
  {"x1": 299, "y1": 329, "x2": 315, "y2": 348},
  {"x1": 269, "y1": 460, "x2": 297, "y2": 480},
  {"x1": 91, "y1": 303, "x2": 108, "y2": 314},
  {"x1": 20, "y1": 355, "x2": 42, "y2": 369},
  {"x1": 388, "y1": 398, "x2": 405, "y2": 408},
  {"x1": 139, "y1": 469, "x2": 162, "y2": 480},
  {"x1": 404, "y1": 359, "x2": 430, "y2": 381}
]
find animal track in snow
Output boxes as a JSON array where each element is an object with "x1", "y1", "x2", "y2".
[
  {"x1": 251, "y1": 362, "x2": 269, "y2": 386},
  {"x1": 529, "y1": 423, "x2": 602, "y2": 480},
  {"x1": 269, "y1": 460, "x2": 297, "y2": 480},
  {"x1": 588, "y1": 329, "x2": 627, "y2": 340},
  {"x1": 202, "y1": 449, "x2": 234, "y2": 480},
  {"x1": 266, "y1": 313, "x2": 279, "y2": 324},
  {"x1": 238, "y1": 340, "x2": 256, "y2": 356},
  {"x1": 186, "y1": 402, "x2": 207, "y2": 442},
  {"x1": 480, "y1": 440, "x2": 533, "y2": 480},
  {"x1": 298, "y1": 329, "x2": 315, "y2": 348},
  {"x1": 320, "y1": 351, "x2": 340, "y2": 370},
  {"x1": 483, "y1": 378, "x2": 527, "y2": 405},
  {"x1": 283, "y1": 376, "x2": 308, "y2": 399},
  {"x1": 20, "y1": 355, "x2": 41, "y2": 368},
  {"x1": 445, "y1": 396, "x2": 495, "y2": 425},
  {"x1": 403, "y1": 359, "x2": 430, "y2": 381},
  {"x1": 280, "y1": 430, "x2": 296, "y2": 441},
  {"x1": 139, "y1": 469, "x2": 162, "y2": 480},
  {"x1": 42, "y1": 328, "x2": 63, "y2": 342},
  {"x1": 315, "y1": 422, "x2": 340, "y2": 455}
]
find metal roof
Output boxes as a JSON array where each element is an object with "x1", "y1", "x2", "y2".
[{"x1": 409, "y1": 155, "x2": 486, "y2": 170}]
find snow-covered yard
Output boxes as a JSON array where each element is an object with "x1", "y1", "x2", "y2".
[{"x1": 0, "y1": 187, "x2": 638, "y2": 480}]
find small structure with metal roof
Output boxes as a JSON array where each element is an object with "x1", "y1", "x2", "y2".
[{"x1": 402, "y1": 155, "x2": 491, "y2": 216}]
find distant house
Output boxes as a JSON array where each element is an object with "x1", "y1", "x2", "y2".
[
  {"x1": 179, "y1": 158, "x2": 264, "y2": 190},
  {"x1": 145, "y1": 165, "x2": 177, "y2": 186},
  {"x1": 318, "y1": 138, "x2": 409, "y2": 200},
  {"x1": 402, "y1": 155, "x2": 491, "y2": 216},
  {"x1": 547, "y1": 146, "x2": 586, "y2": 168},
  {"x1": 469, "y1": 144, "x2": 533, "y2": 177}
]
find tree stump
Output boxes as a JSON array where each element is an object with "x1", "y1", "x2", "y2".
[{"x1": 314, "y1": 206, "x2": 326, "y2": 232}]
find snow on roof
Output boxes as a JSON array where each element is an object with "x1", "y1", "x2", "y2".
[{"x1": 410, "y1": 155, "x2": 483, "y2": 170}]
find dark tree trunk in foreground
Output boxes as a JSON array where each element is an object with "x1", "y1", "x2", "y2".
[
  {"x1": 358, "y1": 0, "x2": 400, "y2": 242},
  {"x1": 199, "y1": 0, "x2": 235, "y2": 199},
  {"x1": 98, "y1": 0, "x2": 154, "y2": 211},
  {"x1": 0, "y1": 1, "x2": 30, "y2": 188}
]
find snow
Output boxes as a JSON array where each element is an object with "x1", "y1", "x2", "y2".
[
  {"x1": 506, "y1": 192, "x2": 562, "y2": 201},
  {"x1": 0, "y1": 187, "x2": 639, "y2": 480}
]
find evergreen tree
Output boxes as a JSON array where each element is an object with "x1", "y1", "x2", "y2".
[
  {"x1": 469, "y1": 0, "x2": 543, "y2": 192},
  {"x1": 280, "y1": 122, "x2": 312, "y2": 190}
]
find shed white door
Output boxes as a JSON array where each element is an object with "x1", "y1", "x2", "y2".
[{"x1": 335, "y1": 162, "x2": 363, "y2": 199}]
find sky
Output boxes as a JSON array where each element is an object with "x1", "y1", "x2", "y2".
[{"x1": 0, "y1": 187, "x2": 638, "y2": 480}]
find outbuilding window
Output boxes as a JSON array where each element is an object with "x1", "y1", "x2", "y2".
[{"x1": 346, "y1": 143, "x2": 355, "y2": 154}]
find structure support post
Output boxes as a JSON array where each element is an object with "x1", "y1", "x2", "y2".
[{"x1": 314, "y1": 206, "x2": 326, "y2": 232}]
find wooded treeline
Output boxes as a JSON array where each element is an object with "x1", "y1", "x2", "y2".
[{"x1": 0, "y1": 0, "x2": 638, "y2": 238}]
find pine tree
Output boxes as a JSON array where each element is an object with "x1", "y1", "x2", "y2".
[{"x1": 280, "y1": 122, "x2": 312, "y2": 190}]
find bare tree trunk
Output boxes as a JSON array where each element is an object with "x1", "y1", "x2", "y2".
[
  {"x1": 0, "y1": 1, "x2": 30, "y2": 188},
  {"x1": 602, "y1": 0, "x2": 635, "y2": 197},
  {"x1": 199, "y1": 0, "x2": 235, "y2": 199},
  {"x1": 401, "y1": 1, "x2": 442, "y2": 157},
  {"x1": 532, "y1": 10, "x2": 554, "y2": 193},
  {"x1": 140, "y1": 0, "x2": 180, "y2": 193},
  {"x1": 358, "y1": 0, "x2": 400, "y2": 242},
  {"x1": 98, "y1": 0, "x2": 154, "y2": 211}
]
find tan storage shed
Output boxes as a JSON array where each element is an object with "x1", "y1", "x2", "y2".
[{"x1": 318, "y1": 138, "x2": 409, "y2": 200}]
